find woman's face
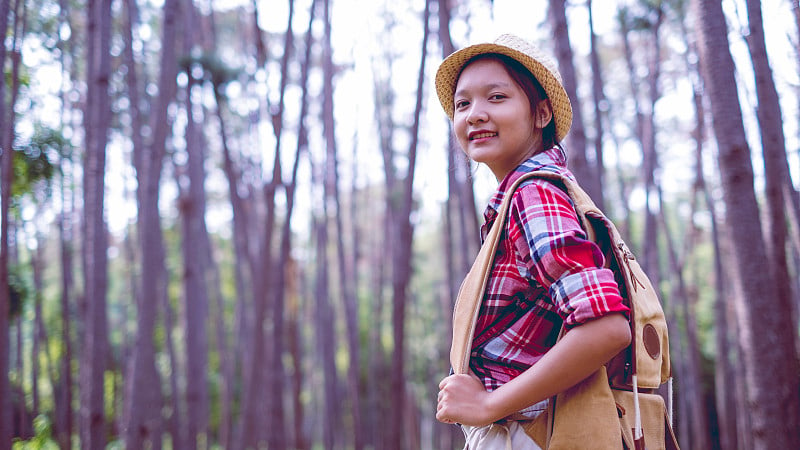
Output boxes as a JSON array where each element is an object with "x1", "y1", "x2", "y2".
[{"x1": 453, "y1": 58, "x2": 547, "y2": 181}]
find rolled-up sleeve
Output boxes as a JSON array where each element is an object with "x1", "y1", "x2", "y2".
[{"x1": 509, "y1": 181, "x2": 628, "y2": 328}]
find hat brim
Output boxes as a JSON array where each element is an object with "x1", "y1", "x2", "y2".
[{"x1": 435, "y1": 41, "x2": 573, "y2": 143}]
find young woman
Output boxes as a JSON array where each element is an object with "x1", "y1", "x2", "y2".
[{"x1": 434, "y1": 34, "x2": 631, "y2": 447}]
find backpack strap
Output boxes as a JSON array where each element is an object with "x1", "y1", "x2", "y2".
[{"x1": 450, "y1": 172, "x2": 541, "y2": 374}]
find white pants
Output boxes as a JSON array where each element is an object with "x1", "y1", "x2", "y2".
[{"x1": 461, "y1": 422, "x2": 542, "y2": 450}]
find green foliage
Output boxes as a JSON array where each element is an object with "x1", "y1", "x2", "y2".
[
  {"x1": 11, "y1": 415, "x2": 59, "y2": 450},
  {"x1": 7, "y1": 263, "x2": 28, "y2": 319},
  {"x1": 12, "y1": 124, "x2": 67, "y2": 203}
]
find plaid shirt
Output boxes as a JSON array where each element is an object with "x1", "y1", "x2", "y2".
[{"x1": 471, "y1": 148, "x2": 628, "y2": 395}]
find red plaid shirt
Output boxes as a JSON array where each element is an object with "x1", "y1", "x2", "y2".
[{"x1": 471, "y1": 148, "x2": 628, "y2": 395}]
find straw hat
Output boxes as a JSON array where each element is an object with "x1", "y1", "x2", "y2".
[{"x1": 435, "y1": 34, "x2": 573, "y2": 143}]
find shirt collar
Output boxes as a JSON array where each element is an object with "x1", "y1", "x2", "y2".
[{"x1": 484, "y1": 147, "x2": 568, "y2": 217}]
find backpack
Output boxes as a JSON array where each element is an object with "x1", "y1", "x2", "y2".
[{"x1": 450, "y1": 170, "x2": 679, "y2": 449}]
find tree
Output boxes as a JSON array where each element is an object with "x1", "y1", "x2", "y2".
[
  {"x1": 0, "y1": 0, "x2": 13, "y2": 446},
  {"x1": 548, "y1": 0, "x2": 596, "y2": 199},
  {"x1": 693, "y1": 0, "x2": 800, "y2": 446},
  {"x1": 586, "y1": 0, "x2": 607, "y2": 212},
  {"x1": 80, "y1": 0, "x2": 113, "y2": 448},
  {"x1": 124, "y1": 0, "x2": 180, "y2": 447},
  {"x1": 743, "y1": 0, "x2": 798, "y2": 343},
  {"x1": 177, "y1": 1, "x2": 211, "y2": 446}
]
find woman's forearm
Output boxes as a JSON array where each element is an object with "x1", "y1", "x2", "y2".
[{"x1": 483, "y1": 313, "x2": 631, "y2": 423}]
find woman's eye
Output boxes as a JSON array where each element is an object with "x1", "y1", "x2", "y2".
[
  {"x1": 490, "y1": 94, "x2": 506, "y2": 101},
  {"x1": 455, "y1": 100, "x2": 469, "y2": 109}
]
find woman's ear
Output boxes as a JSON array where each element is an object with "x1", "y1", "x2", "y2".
[{"x1": 535, "y1": 100, "x2": 553, "y2": 129}]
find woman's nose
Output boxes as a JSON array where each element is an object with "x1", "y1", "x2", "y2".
[{"x1": 466, "y1": 103, "x2": 488, "y2": 125}]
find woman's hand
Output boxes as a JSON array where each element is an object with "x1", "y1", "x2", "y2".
[
  {"x1": 436, "y1": 372, "x2": 499, "y2": 427},
  {"x1": 436, "y1": 313, "x2": 631, "y2": 427}
]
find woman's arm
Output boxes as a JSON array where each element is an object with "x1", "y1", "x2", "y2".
[{"x1": 436, "y1": 312, "x2": 630, "y2": 426}]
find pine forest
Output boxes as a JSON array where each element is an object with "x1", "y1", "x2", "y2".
[{"x1": 0, "y1": 0, "x2": 799, "y2": 448}]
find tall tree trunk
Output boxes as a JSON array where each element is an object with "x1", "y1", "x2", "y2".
[
  {"x1": 744, "y1": 0, "x2": 799, "y2": 344},
  {"x1": 683, "y1": 21, "x2": 739, "y2": 443},
  {"x1": 319, "y1": 0, "x2": 363, "y2": 445},
  {"x1": 273, "y1": 2, "x2": 316, "y2": 448},
  {"x1": 437, "y1": 0, "x2": 478, "y2": 304},
  {"x1": 211, "y1": 30, "x2": 257, "y2": 450},
  {"x1": 385, "y1": 1, "x2": 429, "y2": 447},
  {"x1": 81, "y1": 1, "x2": 113, "y2": 448},
  {"x1": 31, "y1": 242, "x2": 44, "y2": 420},
  {"x1": 694, "y1": 0, "x2": 800, "y2": 446},
  {"x1": 313, "y1": 209, "x2": 339, "y2": 450},
  {"x1": 55, "y1": 3, "x2": 75, "y2": 446},
  {"x1": 0, "y1": 0, "x2": 18, "y2": 445},
  {"x1": 125, "y1": 0, "x2": 179, "y2": 447},
  {"x1": 659, "y1": 188, "x2": 712, "y2": 450},
  {"x1": 642, "y1": 5, "x2": 663, "y2": 282},
  {"x1": 211, "y1": 84, "x2": 246, "y2": 450},
  {"x1": 548, "y1": 0, "x2": 595, "y2": 197},
  {"x1": 0, "y1": 0, "x2": 12, "y2": 444},
  {"x1": 616, "y1": 6, "x2": 644, "y2": 242},
  {"x1": 239, "y1": 0, "x2": 295, "y2": 447},
  {"x1": 179, "y1": 1, "x2": 210, "y2": 446},
  {"x1": 586, "y1": 0, "x2": 606, "y2": 211},
  {"x1": 57, "y1": 165, "x2": 76, "y2": 450},
  {"x1": 318, "y1": 1, "x2": 345, "y2": 447}
]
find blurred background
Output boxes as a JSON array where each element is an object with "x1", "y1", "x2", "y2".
[{"x1": 0, "y1": 0, "x2": 799, "y2": 448}]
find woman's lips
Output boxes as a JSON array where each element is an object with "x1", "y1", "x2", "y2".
[{"x1": 469, "y1": 131, "x2": 497, "y2": 141}]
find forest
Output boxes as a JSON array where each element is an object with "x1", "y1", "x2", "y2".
[{"x1": 0, "y1": 0, "x2": 799, "y2": 448}]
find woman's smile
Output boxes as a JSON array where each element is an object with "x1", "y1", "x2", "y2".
[
  {"x1": 469, "y1": 130, "x2": 498, "y2": 142},
  {"x1": 453, "y1": 59, "x2": 542, "y2": 181}
]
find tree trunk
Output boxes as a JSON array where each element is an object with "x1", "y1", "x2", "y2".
[
  {"x1": 274, "y1": 2, "x2": 315, "y2": 448},
  {"x1": 239, "y1": 1, "x2": 295, "y2": 447},
  {"x1": 0, "y1": 0, "x2": 14, "y2": 445},
  {"x1": 31, "y1": 242, "x2": 45, "y2": 420},
  {"x1": 377, "y1": 1, "x2": 429, "y2": 447},
  {"x1": 616, "y1": 7, "x2": 645, "y2": 242},
  {"x1": 211, "y1": 83, "x2": 246, "y2": 450},
  {"x1": 744, "y1": 0, "x2": 799, "y2": 351},
  {"x1": 659, "y1": 188, "x2": 712, "y2": 450},
  {"x1": 57, "y1": 164, "x2": 76, "y2": 450},
  {"x1": 548, "y1": 0, "x2": 594, "y2": 197},
  {"x1": 125, "y1": 0, "x2": 179, "y2": 447},
  {"x1": 318, "y1": 0, "x2": 364, "y2": 446},
  {"x1": 684, "y1": 24, "x2": 739, "y2": 444},
  {"x1": 586, "y1": 0, "x2": 606, "y2": 211},
  {"x1": 707, "y1": 193, "x2": 740, "y2": 450},
  {"x1": 80, "y1": 1, "x2": 113, "y2": 448},
  {"x1": 694, "y1": 0, "x2": 800, "y2": 446},
  {"x1": 179, "y1": 1, "x2": 210, "y2": 446},
  {"x1": 313, "y1": 206, "x2": 339, "y2": 449}
]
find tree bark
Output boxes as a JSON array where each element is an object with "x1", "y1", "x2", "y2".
[
  {"x1": 744, "y1": 0, "x2": 800, "y2": 351},
  {"x1": 57, "y1": 164, "x2": 76, "y2": 450},
  {"x1": 681, "y1": 18, "x2": 739, "y2": 443},
  {"x1": 211, "y1": 80, "x2": 246, "y2": 450},
  {"x1": 81, "y1": 1, "x2": 113, "y2": 448},
  {"x1": 0, "y1": 0, "x2": 12, "y2": 444},
  {"x1": 548, "y1": 0, "x2": 594, "y2": 197},
  {"x1": 694, "y1": 0, "x2": 800, "y2": 446},
  {"x1": 586, "y1": 0, "x2": 606, "y2": 211},
  {"x1": 319, "y1": 0, "x2": 364, "y2": 444},
  {"x1": 659, "y1": 188, "x2": 712, "y2": 450},
  {"x1": 238, "y1": 0, "x2": 295, "y2": 447},
  {"x1": 125, "y1": 0, "x2": 179, "y2": 447},
  {"x1": 179, "y1": 2, "x2": 210, "y2": 446}
]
